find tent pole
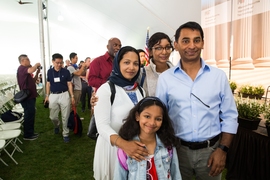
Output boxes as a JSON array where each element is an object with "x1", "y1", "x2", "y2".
[
  {"x1": 45, "y1": 0, "x2": 51, "y2": 67},
  {"x1": 38, "y1": 0, "x2": 46, "y2": 97},
  {"x1": 229, "y1": 0, "x2": 233, "y2": 81}
]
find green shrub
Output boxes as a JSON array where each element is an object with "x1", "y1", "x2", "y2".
[
  {"x1": 229, "y1": 81, "x2": 237, "y2": 92},
  {"x1": 238, "y1": 84, "x2": 265, "y2": 95},
  {"x1": 236, "y1": 97, "x2": 263, "y2": 119}
]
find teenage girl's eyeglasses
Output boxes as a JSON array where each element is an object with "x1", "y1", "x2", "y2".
[{"x1": 152, "y1": 46, "x2": 172, "y2": 52}]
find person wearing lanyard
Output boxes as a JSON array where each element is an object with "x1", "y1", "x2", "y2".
[{"x1": 44, "y1": 53, "x2": 75, "y2": 143}]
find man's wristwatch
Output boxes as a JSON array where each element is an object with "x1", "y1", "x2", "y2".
[{"x1": 218, "y1": 144, "x2": 229, "y2": 153}]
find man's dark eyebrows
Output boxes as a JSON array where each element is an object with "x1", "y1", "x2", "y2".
[{"x1": 182, "y1": 37, "x2": 190, "y2": 40}]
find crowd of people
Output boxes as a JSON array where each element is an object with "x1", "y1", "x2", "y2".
[{"x1": 16, "y1": 21, "x2": 238, "y2": 180}]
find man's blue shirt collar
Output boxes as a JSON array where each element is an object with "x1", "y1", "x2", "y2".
[{"x1": 174, "y1": 58, "x2": 210, "y2": 74}]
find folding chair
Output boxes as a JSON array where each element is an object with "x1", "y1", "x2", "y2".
[
  {"x1": 0, "y1": 139, "x2": 8, "y2": 166},
  {"x1": 0, "y1": 117, "x2": 24, "y2": 143},
  {"x1": 0, "y1": 123, "x2": 21, "y2": 131},
  {"x1": 12, "y1": 103, "x2": 24, "y2": 114},
  {"x1": 0, "y1": 122, "x2": 22, "y2": 145},
  {"x1": 11, "y1": 104, "x2": 25, "y2": 133},
  {"x1": 0, "y1": 129, "x2": 23, "y2": 165}
]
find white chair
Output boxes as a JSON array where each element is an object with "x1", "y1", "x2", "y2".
[
  {"x1": 0, "y1": 139, "x2": 8, "y2": 166},
  {"x1": 0, "y1": 123, "x2": 21, "y2": 131},
  {"x1": 36, "y1": 86, "x2": 44, "y2": 96},
  {"x1": 12, "y1": 104, "x2": 24, "y2": 114},
  {"x1": 0, "y1": 122, "x2": 22, "y2": 145},
  {"x1": 0, "y1": 116, "x2": 24, "y2": 141},
  {"x1": 0, "y1": 129, "x2": 23, "y2": 165}
]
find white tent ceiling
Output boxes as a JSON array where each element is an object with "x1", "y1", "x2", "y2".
[{"x1": 0, "y1": 0, "x2": 201, "y2": 74}]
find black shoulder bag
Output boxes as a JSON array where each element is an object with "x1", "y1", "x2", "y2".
[{"x1": 14, "y1": 72, "x2": 30, "y2": 104}]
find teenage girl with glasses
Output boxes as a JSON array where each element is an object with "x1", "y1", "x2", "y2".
[{"x1": 137, "y1": 32, "x2": 174, "y2": 96}]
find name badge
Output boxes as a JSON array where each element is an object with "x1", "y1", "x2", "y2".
[{"x1": 54, "y1": 77, "x2": 60, "y2": 82}]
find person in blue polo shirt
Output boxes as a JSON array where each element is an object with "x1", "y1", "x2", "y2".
[{"x1": 44, "y1": 53, "x2": 75, "y2": 143}]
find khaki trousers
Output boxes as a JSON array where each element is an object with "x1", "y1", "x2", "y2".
[{"x1": 49, "y1": 91, "x2": 70, "y2": 137}]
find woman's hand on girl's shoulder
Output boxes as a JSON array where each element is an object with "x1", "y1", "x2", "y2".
[{"x1": 122, "y1": 140, "x2": 149, "y2": 162}]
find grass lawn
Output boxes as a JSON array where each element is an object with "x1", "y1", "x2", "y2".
[
  {"x1": 0, "y1": 96, "x2": 227, "y2": 180},
  {"x1": 0, "y1": 96, "x2": 96, "y2": 180}
]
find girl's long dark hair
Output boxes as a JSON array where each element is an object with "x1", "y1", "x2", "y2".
[{"x1": 118, "y1": 96, "x2": 179, "y2": 147}]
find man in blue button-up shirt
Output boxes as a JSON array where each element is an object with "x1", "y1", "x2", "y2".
[{"x1": 156, "y1": 21, "x2": 238, "y2": 180}]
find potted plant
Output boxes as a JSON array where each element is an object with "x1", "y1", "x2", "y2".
[
  {"x1": 253, "y1": 85, "x2": 265, "y2": 97},
  {"x1": 236, "y1": 97, "x2": 263, "y2": 130},
  {"x1": 229, "y1": 81, "x2": 237, "y2": 94},
  {"x1": 263, "y1": 104, "x2": 270, "y2": 136},
  {"x1": 238, "y1": 84, "x2": 265, "y2": 99}
]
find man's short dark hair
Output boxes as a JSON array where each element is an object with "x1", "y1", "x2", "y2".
[
  {"x1": 175, "y1": 21, "x2": 204, "y2": 42},
  {"x1": 52, "y1": 53, "x2": 63, "y2": 61},
  {"x1": 69, "y1": 52, "x2": 77, "y2": 60}
]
